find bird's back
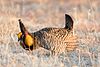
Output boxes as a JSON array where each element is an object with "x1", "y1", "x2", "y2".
[{"x1": 32, "y1": 27, "x2": 77, "y2": 54}]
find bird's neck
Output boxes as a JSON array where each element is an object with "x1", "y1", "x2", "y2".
[{"x1": 25, "y1": 32, "x2": 28, "y2": 36}]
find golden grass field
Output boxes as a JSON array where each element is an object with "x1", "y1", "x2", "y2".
[{"x1": 0, "y1": 0, "x2": 100, "y2": 67}]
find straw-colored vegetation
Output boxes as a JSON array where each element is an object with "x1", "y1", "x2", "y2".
[{"x1": 0, "y1": 0, "x2": 100, "y2": 67}]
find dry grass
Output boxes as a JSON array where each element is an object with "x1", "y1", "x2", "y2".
[{"x1": 0, "y1": 0, "x2": 100, "y2": 67}]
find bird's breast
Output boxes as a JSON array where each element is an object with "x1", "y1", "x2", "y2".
[{"x1": 25, "y1": 35, "x2": 34, "y2": 46}]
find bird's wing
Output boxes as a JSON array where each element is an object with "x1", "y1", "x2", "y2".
[{"x1": 39, "y1": 28, "x2": 70, "y2": 39}]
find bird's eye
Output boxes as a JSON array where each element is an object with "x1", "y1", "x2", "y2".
[{"x1": 17, "y1": 32, "x2": 22, "y2": 38}]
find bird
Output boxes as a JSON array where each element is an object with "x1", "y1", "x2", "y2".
[
  {"x1": 64, "y1": 14, "x2": 73, "y2": 31},
  {"x1": 17, "y1": 14, "x2": 78, "y2": 55}
]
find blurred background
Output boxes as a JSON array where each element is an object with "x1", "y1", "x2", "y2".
[
  {"x1": 0, "y1": 0, "x2": 100, "y2": 31},
  {"x1": 0, "y1": 0, "x2": 100, "y2": 67}
]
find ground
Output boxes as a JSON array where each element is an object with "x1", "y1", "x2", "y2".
[{"x1": 0, "y1": 0, "x2": 100, "y2": 67}]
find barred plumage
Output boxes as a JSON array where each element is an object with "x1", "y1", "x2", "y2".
[{"x1": 17, "y1": 14, "x2": 78, "y2": 55}]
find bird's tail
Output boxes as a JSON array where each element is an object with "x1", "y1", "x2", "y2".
[{"x1": 64, "y1": 14, "x2": 73, "y2": 31}]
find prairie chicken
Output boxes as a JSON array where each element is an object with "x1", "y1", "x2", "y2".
[{"x1": 17, "y1": 14, "x2": 78, "y2": 54}]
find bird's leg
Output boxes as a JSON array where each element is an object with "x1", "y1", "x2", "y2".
[{"x1": 29, "y1": 47, "x2": 33, "y2": 54}]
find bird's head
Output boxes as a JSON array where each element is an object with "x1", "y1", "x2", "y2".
[
  {"x1": 17, "y1": 32, "x2": 22, "y2": 41},
  {"x1": 18, "y1": 19, "x2": 34, "y2": 48}
]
